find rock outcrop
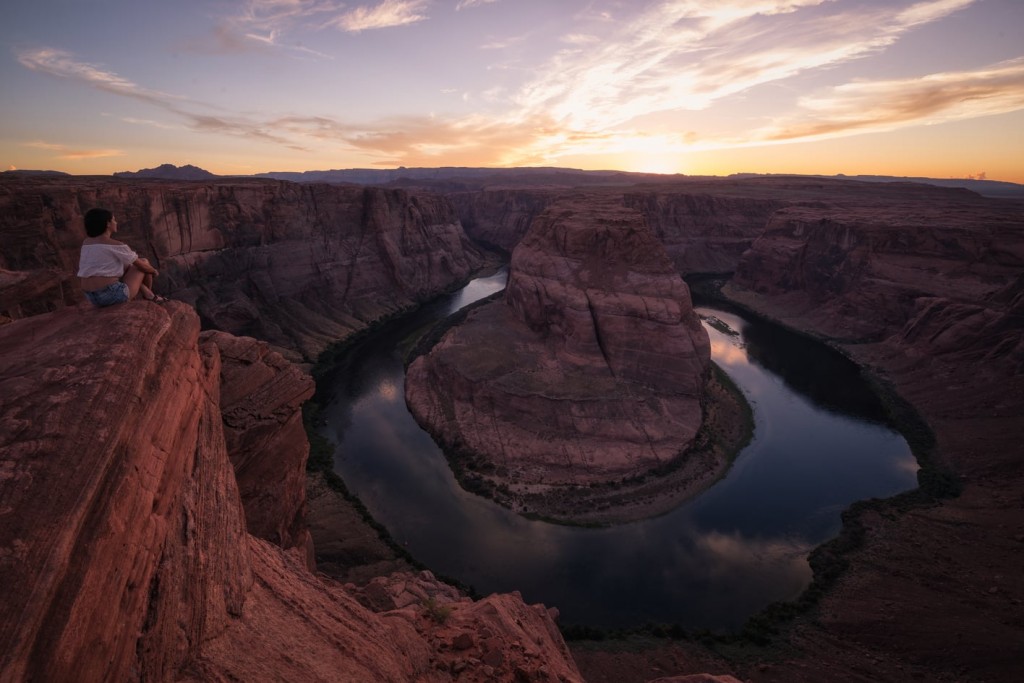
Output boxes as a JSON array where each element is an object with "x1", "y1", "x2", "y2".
[
  {"x1": 406, "y1": 194, "x2": 714, "y2": 520},
  {"x1": 205, "y1": 330, "x2": 316, "y2": 564},
  {"x1": 0, "y1": 301, "x2": 583, "y2": 683},
  {"x1": 0, "y1": 175, "x2": 484, "y2": 362}
]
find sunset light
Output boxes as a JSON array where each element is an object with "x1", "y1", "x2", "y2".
[{"x1": 1, "y1": 0, "x2": 1022, "y2": 181}]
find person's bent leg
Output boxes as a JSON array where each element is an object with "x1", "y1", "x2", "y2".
[{"x1": 122, "y1": 266, "x2": 147, "y2": 299}]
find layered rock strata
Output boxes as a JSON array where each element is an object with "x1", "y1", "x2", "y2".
[
  {"x1": 205, "y1": 330, "x2": 316, "y2": 565},
  {"x1": 406, "y1": 195, "x2": 713, "y2": 519},
  {"x1": 0, "y1": 301, "x2": 583, "y2": 683},
  {"x1": 0, "y1": 176, "x2": 483, "y2": 362},
  {"x1": 728, "y1": 197, "x2": 1024, "y2": 345}
]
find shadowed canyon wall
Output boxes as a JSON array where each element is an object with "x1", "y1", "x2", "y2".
[{"x1": 0, "y1": 176, "x2": 484, "y2": 362}]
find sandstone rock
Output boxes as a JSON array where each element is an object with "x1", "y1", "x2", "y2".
[
  {"x1": 0, "y1": 301, "x2": 252, "y2": 682},
  {"x1": 407, "y1": 194, "x2": 712, "y2": 510},
  {"x1": 450, "y1": 188, "x2": 557, "y2": 253},
  {"x1": 624, "y1": 191, "x2": 781, "y2": 274},
  {"x1": 0, "y1": 176, "x2": 483, "y2": 362},
  {"x1": 727, "y1": 194, "x2": 1024, "y2": 344},
  {"x1": 203, "y1": 330, "x2": 316, "y2": 565},
  {"x1": 0, "y1": 300, "x2": 584, "y2": 683}
]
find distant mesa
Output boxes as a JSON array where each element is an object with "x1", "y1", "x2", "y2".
[
  {"x1": 114, "y1": 163, "x2": 218, "y2": 180},
  {"x1": 1, "y1": 169, "x2": 70, "y2": 177}
]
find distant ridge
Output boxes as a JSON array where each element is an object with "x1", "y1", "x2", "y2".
[
  {"x1": 89, "y1": 164, "x2": 1024, "y2": 198},
  {"x1": 730, "y1": 172, "x2": 1024, "y2": 199},
  {"x1": 113, "y1": 163, "x2": 218, "y2": 180},
  {"x1": 1, "y1": 169, "x2": 70, "y2": 177}
]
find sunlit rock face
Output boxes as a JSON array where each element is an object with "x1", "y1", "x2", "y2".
[
  {"x1": 0, "y1": 176, "x2": 483, "y2": 362},
  {"x1": 406, "y1": 194, "x2": 711, "y2": 492}
]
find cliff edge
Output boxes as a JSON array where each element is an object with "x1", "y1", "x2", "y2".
[{"x1": 0, "y1": 301, "x2": 583, "y2": 682}]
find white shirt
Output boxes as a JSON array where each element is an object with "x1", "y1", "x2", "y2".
[{"x1": 77, "y1": 243, "x2": 139, "y2": 278}]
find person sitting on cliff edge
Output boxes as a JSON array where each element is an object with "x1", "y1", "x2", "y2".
[{"x1": 77, "y1": 208, "x2": 166, "y2": 307}]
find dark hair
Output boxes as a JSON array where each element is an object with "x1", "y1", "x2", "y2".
[{"x1": 84, "y1": 208, "x2": 113, "y2": 237}]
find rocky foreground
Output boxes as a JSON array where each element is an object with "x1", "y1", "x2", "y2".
[
  {"x1": 0, "y1": 302, "x2": 584, "y2": 682},
  {"x1": 406, "y1": 194, "x2": 728, "y2": 522}
]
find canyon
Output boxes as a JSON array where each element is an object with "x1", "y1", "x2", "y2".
[
  {"x1": 405, "y1": 193, "x2": 733, "y2": 523},
  {"x1": 1, "y1": 172, "x2": 1022, "y2": 682}
]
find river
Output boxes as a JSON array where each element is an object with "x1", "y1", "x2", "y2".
[{"x1": 318, "y1": 268, "x2": 918, "y2": 630}]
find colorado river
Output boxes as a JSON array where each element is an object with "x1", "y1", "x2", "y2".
[{"x1": 318, "y1": 269, "x2": 918, "y2": 630}]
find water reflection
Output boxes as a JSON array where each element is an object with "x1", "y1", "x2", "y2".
[{"x1": 320, "y1": 276, "x2": 919, "y2": 630}]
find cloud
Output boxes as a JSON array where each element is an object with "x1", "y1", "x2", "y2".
[
  {"x1": 456, "y1": 0, "x2": 499, "y2": 9},
  {"x1": 512, "y1": 0, "x2": 979, "y2": 132},
  {"x1": 17, "y1": 48, "x2": 186, "y2": 109},
  {"x1": 757, "y1": 58, "x2": 1024, "y2": 143},
  {"x1": 24, "y1": 141, "x2": 124, "y2": 161},
  {"x1": 561, "y1": 33, "x2": 599, "y2": 45},
  {"x1": 328, "y1": 0, "x2": 431, "y2": 32},
  {"x1": 195, "y1": 1, "x2": 340, "y2": 57},
  {"x1": 16, "y1": 47, "x2": 312, "y2": 151}
]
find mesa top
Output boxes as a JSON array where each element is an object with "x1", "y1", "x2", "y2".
[{"x1": 77, "y1": 243, "x2": 138, "y2": 278}]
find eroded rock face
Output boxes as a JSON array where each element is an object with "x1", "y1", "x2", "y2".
[
  {"x1": 624, "y1": 192, "x2": 781, "y2": 274},
  {"x1": 0, "y1": 301, "x2": 252, "y2": 682},
  {"x1": 204, "y1": 330, "x2": 316, "y2": 565},
  {"x1": 0, "y1": 301, "x2": 584, "y2": 683},
  {"x1": 0, "y1": 176, "x2": 483, "y2": 361},
  {"x1": 406, "y1": 195, "x2": 711, "y2": 501},
  {"x1": 728, "y1": 198, "x2": 1024, "y2": 346}
]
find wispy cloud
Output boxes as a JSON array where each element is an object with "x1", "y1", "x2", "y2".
[
  {"x1": 328, "y1": 0, "x2": 431, "y2": 32},
  {"x1": 195, "y1": 1, "x2": 340, "y2": 57},
  {"x1": 17, "y1": 48, "x2": 186, "y2": 108},
  {"x1": 25, "y1": 141, "x2": 124, "y2": 160},
  {"x1": 456, "y1": 0, "x2": 499, "y2": 10},
  {"x1": 513, "y1": 0, "x2": 979, "y2": 131},
  {"x1": 16, "y1": 47, "x2": 308, "y2": 150},
  {"x1": 757, "y1": 58, "x2": 1024, "y2": 142}
]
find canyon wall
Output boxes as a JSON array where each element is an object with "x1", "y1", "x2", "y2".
[
  {"x1": 727, "y1": 198, "x2": 1024, "y2": 349},
  {"x1": 406, "y1": 194, "x2": 714, "y2": 521},
  {"x1": 0, "y1": 176, "x2": 483, "y2": 362},
  {"x1": 449, "y1": 187, "x2": 779, "y2": 275},
  {"x1": 0, "y1": 301, "x2": 583, "y2": 682},
  {"x1": 206, "y1": 330, "x2": 316, "y2": 565},
  {"x1": 623, "y1": 192, "x2": 781, "y2": 274}
]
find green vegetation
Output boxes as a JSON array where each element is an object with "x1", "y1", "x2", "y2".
[{"x1": 420, "y1": 597, "x2": 453, "y2": 624}]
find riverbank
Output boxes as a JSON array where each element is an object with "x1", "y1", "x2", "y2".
[
  {"x1": 570, "y1": 285, "x2": 1024, "y2": 682},
  {"x1": 442, "y1": 362, "x2": 753, "y2": 526}
]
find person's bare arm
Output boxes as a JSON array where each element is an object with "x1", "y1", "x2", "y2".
[{"x1": 134, "y1": 257, "x2": 159, "y2": 276}]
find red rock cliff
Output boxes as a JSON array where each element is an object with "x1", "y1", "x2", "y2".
[
  {"x1": 406, "y1": 194, "x2": 712, "y2": 518},
  {"x1": 204, "y1": 330, "x2": 316, "y2": 564},
  {"x1": 0, "y1": 301, "x2": 584, "y2": 683},
  {"x1": 0, "y1": 176, "x2": 483, "y2": 362}
]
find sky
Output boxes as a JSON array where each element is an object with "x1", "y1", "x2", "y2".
[{"x1": 1, "y1": 0, "x2": 1023, "y2": 181}]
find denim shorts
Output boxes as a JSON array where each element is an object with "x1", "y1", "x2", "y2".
[{"x1": 84, "y1": 281, "x2": 130, "y2": 307}]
